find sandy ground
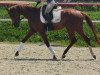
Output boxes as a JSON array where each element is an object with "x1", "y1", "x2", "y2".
[{"x1": 0, "y1": 43, "x2": 100, "y2": 75}]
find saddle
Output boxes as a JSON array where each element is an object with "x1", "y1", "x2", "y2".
[{"x1": 40, "y1": 5, "x2": 62, "y2": 23}]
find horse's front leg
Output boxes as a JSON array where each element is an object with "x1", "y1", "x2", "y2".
[
  {"x1": 39, "y1": 31, "x2": 57, "y2": 60},
  {"x1": 15, "y1": 29, "x2": 35, "y2": 56}
]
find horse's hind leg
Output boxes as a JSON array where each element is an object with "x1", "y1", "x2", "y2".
[
  {"x1": 39, "y1": 31, "x2": 57, "y2": 60},
  {"x1": 77, "y1": 29, "x2": 96, "y2": 59},
  {"x1": 61, "y1": 29, "x2": 77, "y2": 59},
  {"x1": 15, "y1": 29, "x2": 35, "y2": 56}
]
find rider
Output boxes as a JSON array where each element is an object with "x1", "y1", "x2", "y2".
[
  {"x1": 36, "y1": 0, "x2": 56, "y2": 30},
  {"x1": 45, "y1": 0, "x2": 56, "y2": 30}
]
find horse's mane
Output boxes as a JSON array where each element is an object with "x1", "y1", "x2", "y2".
[{"x1": 9, "y1": 5, "x2": 41, "y2": 12}]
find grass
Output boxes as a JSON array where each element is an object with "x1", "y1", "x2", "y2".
[
  {"x1": 0, "y1": 21, "x2": 100, "y2": 47},
  {"x1": 84, "y1": 11, "x2": 100, "y2": 20},
  {"x1": 0, "y1": 7, "x2": 9, "y2": 19}
]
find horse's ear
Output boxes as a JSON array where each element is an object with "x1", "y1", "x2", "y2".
[
  {"x1": 4, "y1": 6, "x2": 9, "y2": 12},
  {"x1": 6, "y1": 8, "x2": 9, "y2": 12}
]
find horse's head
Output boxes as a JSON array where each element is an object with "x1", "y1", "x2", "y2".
[
  {"x1": 7, "y1": 5, "x2": 40, "y2": 28},
  {"x1": 8, "y1": 5, "x2": 21, "y2": 28}
]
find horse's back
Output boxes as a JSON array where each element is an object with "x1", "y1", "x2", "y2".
[
  {"x1": 63, "y1": 9, "x2": 83, "y2": 17},
  {"x1": 62, "y1": 8, "x2": 84, "y2": 22}
]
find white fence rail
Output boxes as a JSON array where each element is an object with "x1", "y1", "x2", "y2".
[
  {"x1": 0, "y1": 19, "x2": 28, "y2": 21},
  {"x1": 0, "y1": 19, "x2": 100, "y2": 23}
]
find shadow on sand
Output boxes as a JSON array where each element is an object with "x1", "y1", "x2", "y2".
[
  {"x1": 1, "y1": 57, "x2": 95, "y2": 62},
  {"x1": 13, "y1": 58, "x2": 95, "y2": 62}
]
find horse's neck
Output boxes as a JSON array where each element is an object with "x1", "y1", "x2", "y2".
[
  {"x1": 20, "y1": 7, "x2": 40, "y2": 19},
  {"x1": 20, "y1": 9, "x2": 31, "y2": 19}
]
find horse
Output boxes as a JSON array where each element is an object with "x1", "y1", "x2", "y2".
[{"x1": 7, "y1": 5, "x2": 100, "y2": 60}]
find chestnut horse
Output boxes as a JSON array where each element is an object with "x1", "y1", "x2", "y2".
[{"x1": 7, "y1": 5, "x2": 100, "y2": 60}]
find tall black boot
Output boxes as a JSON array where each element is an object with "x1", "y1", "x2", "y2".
[{"x1": 45, "y1": 13, "x2": 53, "y2": 31}]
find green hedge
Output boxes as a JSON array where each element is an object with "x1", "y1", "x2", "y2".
[
  {"x1": 0, "y1": 21, "x2": 100, "y2": 47},
  {"x1": 74, "y1": 6, "x2": 100, "y2": 11}
]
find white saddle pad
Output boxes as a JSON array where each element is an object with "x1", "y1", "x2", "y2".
[{"x1": 40, "y1": 6, "x2": 63, "y2": 23}]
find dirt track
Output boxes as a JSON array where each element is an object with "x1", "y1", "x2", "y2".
[{"x1": 0, "y1": 43, "x2": 100, "y2": 75}]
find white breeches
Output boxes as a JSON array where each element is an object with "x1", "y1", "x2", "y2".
[{"x1": 45, "y1": 1, "x2": 55, "y2": 14}]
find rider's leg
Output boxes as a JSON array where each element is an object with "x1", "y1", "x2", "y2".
[
  {"x1": 45, "y1": 3, "x2": 55, "y2": 14},
  {"x1": 45, "y1": 3, "x2": 55, "y2": 31},
  {"x1": 45, "y1": 13, "x2": 53, "y2": 31}
]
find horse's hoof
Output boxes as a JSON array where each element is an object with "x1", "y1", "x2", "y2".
[
  {"x1": 53, "y1": 55, "x2": 57, "y2": 60},
  {"x1": 15, "y1": 51, "x2": 19, "y2": 56},
  {"x1": 61, "y1": 55, "x2": 66, "y2": 59},
  {"x1": 93, "y1": 55, "x2": 96, "y2": 59}
]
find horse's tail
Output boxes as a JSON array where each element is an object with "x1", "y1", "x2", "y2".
[{"x1": 82, "y1": 12, "x2": 100, "y2": 45}]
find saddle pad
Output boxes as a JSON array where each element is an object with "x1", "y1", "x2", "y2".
[{"x1": 40, "y1": 6, "x2": 63, "y2": 23}]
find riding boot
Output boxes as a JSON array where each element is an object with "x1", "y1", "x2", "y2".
[{"x1": 45, "y1": 13, "x2": 53, "y2": 31}]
